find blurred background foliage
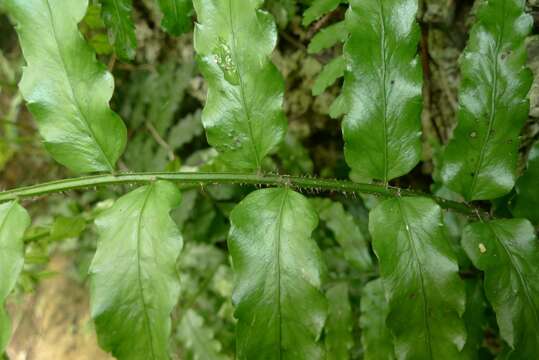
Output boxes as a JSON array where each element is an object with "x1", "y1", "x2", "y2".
[{"x1": 0, "y1": 0, "x2": 538, "y2": 359}]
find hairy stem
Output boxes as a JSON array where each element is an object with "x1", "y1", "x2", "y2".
[{"x1": 0, "y1": 171, "x2": 480, "y2": 217}]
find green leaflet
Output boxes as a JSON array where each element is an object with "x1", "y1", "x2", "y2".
[
  {"x1": 325, "y1": 283, "x2": 353, "y2": 360},
  {"x1": 89, "y1": 181, "x2": 182, "y2": 360},
  {"x1": 0, "y1": 202, "x2": 30, "y2": 353},
  {"x1": 360, "y1": 279, "x2": 395, "y2": 360},
  {"x1": 157, "y1": 0, "x2": 193, "y2": 36},
  {"x1": 100, "y1": 0, "x2": 137, "y2": 60},
  {"x1": 307, "y1": 21, "x2": 348, "y2": 54},
  {"x1": 311, "y1": 198, "x2": 372, "y2": 271},
  {"x1": 440, "y1": 0, "x2": 532, "y2": 201},
  {"x1": 193, "y1": 0, "x2": 287, "y2": 171},
  {"x1": 511, "y1": 141, "x2": 539, "y2": 225},
  {"x1": 5, "y1": 0, "x2": 127, "y2": 173},
  {"x1": 302, "y1": 0, "x2": 341, "y2": 26},
  {"x1": 229, "y1": 188, "x2": 327, "y2": 359},
  {"x1": 462, "y1": 219, "x2": 539, "y2": 358},
  {"x1": 342, "y1": 0, "x2": 423, "y2": 183},
  {"x1": 48, "y1": 216, "x2": 86, "y2": 242},
  {"x1": 369, "y1": 197, "x2": 466, "y2": 359},
  {"x1": 177, "y1": 309, "x2": 228, "y2": 360},
  {"x1": 312, "y1": 56, "x2": 345, "y2": 96}
]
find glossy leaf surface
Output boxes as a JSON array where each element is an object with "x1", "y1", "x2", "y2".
[
  {"x1": 462, "y1": 219, "x2": 539, "y2": 358},
  {"x1": 90, "y1": 181, "x2": 183, "y2": 359},
  {"x1": 369, "y1": 197, "x2": 466, "y2": 359},
  {"x1": 441, "y1": 0, "x2": 532, "y2": 200},
  {"x1": 360, "y1": 279, "x2": 395, "y2": 360},
  {"x1": 341, "y1": 0, "x2": 422, "y2": 182},
  {"x1": 325, "y1": 283, "x2": 353, "y2": 360},
  {"x1": 6, "y1": 0, "x2": 127, "y2": 173},
  {"x1": 229, "y1": 188, "x2": 327, "y2": 359},
  {"x1": 193, "y1": 0, "x2": 287, "y2": 171},
  {"x1": 101, "y1": 0, "x2": 137, "y2": 60},
  {"x1": 157, "y1": 0, "x2": 193, "y2": 36},
  {"x1": 0, "y1": 202, "x2": 30, "y2": 353},
  {"x1": 511, "y1": 141, "x2": 539, "y2": 225}
]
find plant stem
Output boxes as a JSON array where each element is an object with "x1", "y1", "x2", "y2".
[{"x1": 0, "y1": 171, "x2": 480, "y2": 217}]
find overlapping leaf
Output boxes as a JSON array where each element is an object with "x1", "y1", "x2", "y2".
[
  {"x1": 369, "y1": 197, "x2": 466, "y2": 359},
  {"x1": 325, "y1": 283, "x2": 353, "y2": 360},
  {"x1": 0, "y1": 202, "x2": 30, "y2": 353},
  {"x1": 341, "y1": 0, "x2": 423, "y2": 182},
  {"x1": 462, "y1": 219, "x2": 539, "y2": 358},
  {"x1": 157, "y1": 0, "x2": 193, "y2": 36},
  {"x1": 441, "y1": 0, "x2": 532, "y2": 200},
  {"x1": 229, "y1": 188, "x2": 327, "y2": 359},
  {"x1": 193, "y1": 0, "x2": 287, "y2": 171},
  {"x1": 511, "y1": 141, "x2": 539, "y2": 225},
  {"x1": 100, "y1": 0, "x2": 137, "y2": 60},
  {"x1": 5, "y1": 0, "x2": 127, "y2": 173},
  {"x1": 89, "y1": 181, "x2": 183, "y2": 359},
  {"x1": 360, "y1": 279, "x2": 395, "y2": 360}
]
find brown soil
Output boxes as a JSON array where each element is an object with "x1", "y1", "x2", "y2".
[{"x1": 6, "y1": 256, "x2": 113, "y2": 360}]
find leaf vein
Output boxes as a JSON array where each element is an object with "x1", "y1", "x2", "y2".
[
  {"x1": 227, "y1": 0, "x2": 262, "y2": 170},
  {"x1": 469, "y1": 0, "x2": 506, "y2": 197},
  {"x1": 135, "y1": 184, "x2": 157, "y2": 360},
  {"x1": 490, "y1": 223, "x2": 539, "y2": 337},
  {"x1": 43, "y1": 0, "x2": 114, "y2": 171},
  {"x1": 397, "y1": 199, "x2": 434, "y2": 359}
]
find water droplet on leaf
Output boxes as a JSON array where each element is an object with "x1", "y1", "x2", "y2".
[{"x1": 213, "y1": 38, "x2": 240, "y2": 86}]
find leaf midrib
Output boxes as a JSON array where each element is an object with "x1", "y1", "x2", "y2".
[
  {"x1": 135, "y1": 184, "x2": 157, "y2": 359},
  {"x1": 490, "y1": 223, "x2": 539, "y2": 341},
  {"x1": 397, "y1": 199, "x2": 434, "y2": 359},
  {"x1": 377, "y1": 0, "x2": 390, "y2": 185},
  {"x1": 469, "y1": 0, "x2": 507, "y2": 199},
  {"x1": 273, "y1": 189, "x2": 289, "y2": 359},
  {"x1": 171, "y1": 0, "x2": 179, "y2": 24},
  {"x1": 111, "y1": 0, "x2": 129, "y2": 43},
  {"x1": 43, "y1": 0, "x2": 114, "y2": 171},
  {"x1": 226, "y1": 0, "x2": 262, "y2": 170}
]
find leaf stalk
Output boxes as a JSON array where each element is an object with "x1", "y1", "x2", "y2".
[{"x1": 0, "y1": 171, "x2": 482, "y2": 217}]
